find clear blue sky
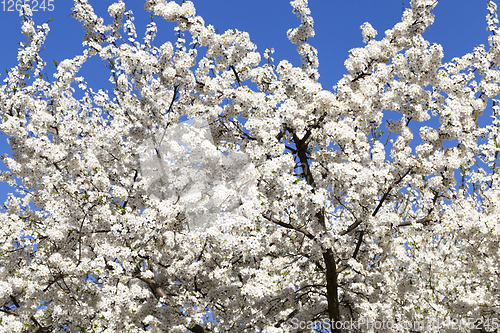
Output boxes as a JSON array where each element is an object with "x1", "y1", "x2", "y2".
[{"x1": 0, "y1": 0, "x2": 493, "y2": 204}]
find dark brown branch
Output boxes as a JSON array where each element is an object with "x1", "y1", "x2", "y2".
[
  {"x1": 43, "y1": 273, "x2": 65, "y2": 292},
  {"x1": 372, "y1": 189, "x2": 393, "y2": 218},
  {"x1": 92, "y1": 229, "x2": 111, "y2": 233},
  {"x1": 337, "y1": 230, "x2": 364, "y2": 274},
  {"x1": 292, "y1": 131, "x2": 315, "y2": 188},
  {"x1": 230, "y1": 65, "x2": 242, "y2": 87},
  {"x1": 287, "y1": 121, "x2": 343, "y2": 330},
  {"x1": 343, "y1": 167, "x2": 414, "y2": 235},
  {"x1": 397, "y1": 190, "x2": 439, "y2": 227},
  {"x1": 274, "y1": 309, "x2": 299, "y2": 328},
  {"x1": 372, "y1": 167, "x2": 413, "y2": 217},
  {"x1": 351, "y1": 72, "x2": 370, "y2": 83},
  {"x1": 77, "y1": 214, "x2": 87, "y2": 264},
  {"x1": 135, "y1": 275, "x2": 168, "y2": 299},
  {"x1": 167, "y1": 85, "x2": 178, "y2": 113},
  {"x1": 133, "y1": 271, "x2": 206, "y2": 332},
  {"x1": 30, "y1": 315, "x2": 49, "y2": 332},
  {"x1": 350, "y1": 60, "x2": 375, "y2": 83},
  {"x1": 0, "y1": 307, "x2": 18, "y2": 316},
  {"x1": 323, "y1": 249, "x2": 341, "y2": 332},
  {"x1": 188, "y1": 324, "x2": 205, "y2": 333},
  {"x1": 341, "y1": 218, "x2": 362, "y2": 236},
  {"x1": 352, "y1": 230, "x2": 364, "y2": 260},
  {"x1": 10, "y1": 295, "x2": 20, "y2": 308},
  {"x1": 301, "y1": 112, "x2": 328, "y2": 144},
  {"x1": 262, "y1": 212, "x2": 315, "y2": 240}
]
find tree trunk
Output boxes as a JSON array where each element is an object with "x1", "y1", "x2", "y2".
[{"x1": 323, "y1": 248, "x2": 341, "y2": 332}]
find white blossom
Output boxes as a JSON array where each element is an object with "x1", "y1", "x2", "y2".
[{"x1": 1, "y1": 1, "x2": 500, "y2": 332}]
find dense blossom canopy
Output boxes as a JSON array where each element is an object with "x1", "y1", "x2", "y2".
[{"x1": 1, "y1": 0, "x2": 500, "y2": 332}]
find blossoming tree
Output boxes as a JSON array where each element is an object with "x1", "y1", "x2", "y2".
[{"x1": 1, "y1": 0, "x2": 500, "y2": 332}]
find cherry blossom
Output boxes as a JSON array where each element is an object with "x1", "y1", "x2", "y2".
[{"x1": 1, "y1": 0, "x2": 500, "y2": 332}]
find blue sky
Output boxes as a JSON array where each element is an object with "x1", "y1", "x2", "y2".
[{"x1": 0, "y1": 0, "x2": 494, "y2": 203}]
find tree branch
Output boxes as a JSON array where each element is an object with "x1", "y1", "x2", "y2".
[
  {"x1": 230, "y1": 65, "x2": 242, "y2": 87},
  {"x1": 262, "y1": 212, "x2": 315, "y2": 240},
  {"x1": 352, "y1": 230, "x2": 364, "y2": 260},
  {"x1": 341, "y1": 218, "x2": 363, "y2": 236}
]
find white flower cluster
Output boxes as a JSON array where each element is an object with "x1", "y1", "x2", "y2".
[
  {"x1": 361, "y1": 22, "x2": 377, "y2": 43},
  {"x1": 287, "y1": 0, "x2": 319, "y2": 80},
  {"x1": 107, "y1": 1, "x2": 125, "y2": 18}
]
